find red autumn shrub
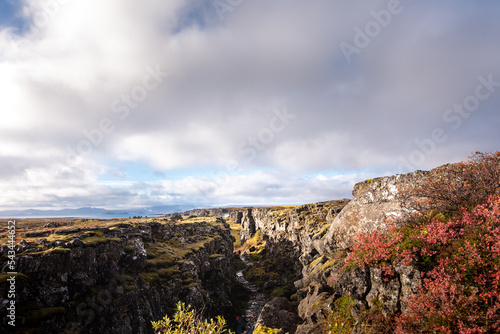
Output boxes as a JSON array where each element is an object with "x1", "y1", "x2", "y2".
[
  {"x1": 345, "y1": 195, "x2": 500, "y2": 333},
  {"x1": 399, "y1": 151, "x2": 500, "y2": 214}
]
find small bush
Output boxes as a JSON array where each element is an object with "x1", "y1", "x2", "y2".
[
  {"x1": 324, "y1": 295, "x2": 356, "y2": 334},
  {"x1": 400, "y1": 151, "x2": 500, "y2": 214},
  {"x1": 151, "y1": 302, "x2": 234, "y2": 334},
  {"x1": 254, "y1": 325, "x2": 280, "y2": 334}
]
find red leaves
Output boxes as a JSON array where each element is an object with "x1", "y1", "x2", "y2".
[
  {"x1": 343, "y1": 194, "x2": 500, "y2": 333},
  {"x1": 402, "y1": 151, "x2": 500, "y2": 214}
]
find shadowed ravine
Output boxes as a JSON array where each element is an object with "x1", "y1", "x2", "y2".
[{"x1": 235, "y1": 256, "x2": 269, "y2": 332}]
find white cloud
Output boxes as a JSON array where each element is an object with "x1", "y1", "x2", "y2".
[{"x1": 0, "y1": 0, "x2": 499, "y2": 209}]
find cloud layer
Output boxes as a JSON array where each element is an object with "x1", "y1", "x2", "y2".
[{"x1": 1, "y1": 0, "x2": 499, "y2": 209}]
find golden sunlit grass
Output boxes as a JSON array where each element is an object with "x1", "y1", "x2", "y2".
[
  {"x1": 0, "y1": 216, "x2": 227, "y2": 247},
  {"x1": 238, "y1": 229, "x2": 266, "y2": 255},
  {"x1": 226, "y1": 218, "x2": 243, "y2": 251}
]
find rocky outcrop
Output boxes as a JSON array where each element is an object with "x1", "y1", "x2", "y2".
[
  {"x1": 0, "y1": 169, "x2": 432, "y2": 333},
  {"x1": 322, "y1": 170, "x2": 428, "y2": 252},
  {"x1": 0, "y1": 219, "x2": 235, "y2": 334},
  {"x1": 232, "y1": 200, "x2": 350, "y2": 252},
  {"x1": 239, "y1": 209, "x2": 256, "y2": 244},
  {"x1": 236, "y1": 171, "x2": 429, "y2": 333},
  {"x1": 181, "y1": 207, "x2": 242, "y2": 218},
  {"x1": 255, "y1": 298, "x2": 301, "y2": 334}
]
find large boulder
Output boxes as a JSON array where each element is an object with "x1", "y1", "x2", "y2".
[
  {"x1": 240, "y1": 209, "x2": 256, "y2": 244},
  {"x1": 323, "y1": 170, "x2": 428, "y2": 251},
  {"x1": 255, "y1": 298, "x2": 301, "y2": 334}
]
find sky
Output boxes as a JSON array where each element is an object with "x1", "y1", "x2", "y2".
[{"x1": 0, "y1": 0, "x2": 499, "y2": 210}]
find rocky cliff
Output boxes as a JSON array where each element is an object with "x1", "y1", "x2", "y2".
[
  {"x1": 181, "y1": 207, "x2": 242, "y2": 218},
  {"x1": 322, "y1": 170, "x2": 428, "y2": 252},
  {"x1": 0, "y1": 169, "x2": 432, "y2": 333},
  {"x1": 0, "y1": 217, "x2": 235, "y2": 334},
  {"x1": 235, "y1": 171, "x2": 429, "y2": 333}
]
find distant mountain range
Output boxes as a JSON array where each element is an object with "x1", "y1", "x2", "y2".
[{"x1": 0, "y1": 205, "x2": 197, "y2": 218}]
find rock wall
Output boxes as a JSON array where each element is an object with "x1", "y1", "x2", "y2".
[
  {"x1": 236, "y1": 171, "x2": 429, "y2": 333},
  {"x1": 0, "y1": 169, "x2": 431, "y2": 333},
  {"x1": 182, "y1": 207, "x2": 243, "y2": 218},
  {"x1": 233, "y1": 200, "x2": 348, "y2": 252},
  {"x1": 323, "y1": 170, "x2": 428, "y2": 252},
  {"x1": 0, "y1": 219, "x2": 235, "y2": 334}
]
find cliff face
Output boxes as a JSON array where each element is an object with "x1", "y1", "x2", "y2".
[
  {"x1": 236, "y1": 171, "x2": 428, "y2": 333},
  {"x1": 0, "y1": 170, "x2": 431, "y2": 333},
  {"x1": 323, "y1": 170, "x2": 428, "y2": 251},
  {"x1": 182, "y1": 207, "x2": 243, "y2": 218},
  {"x1": 0, "y1": 218, "x2": 235, "y2": 334},
  {"x1": 236, "y1": 201, "x2": 348, "y2": 252}
]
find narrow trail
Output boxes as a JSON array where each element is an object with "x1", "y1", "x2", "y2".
[{"x1": 235, "y1": 255, "x2": 269, "y2": 333}]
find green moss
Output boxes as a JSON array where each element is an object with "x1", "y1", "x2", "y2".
[
  {"x1": 82, "y1": 236, "x2": 121, "y2": 247},
  {"x1": 209, "y1": 253, "x2": 224, "y2": 259},
  {"x1": 245, "y1": 266, "x2": 266, "y2": 281},
  {"x1": 338, "y1": 295, "x2": 355, "y2": 309},
  {"x1": 190, "y1": 236, "x2": 215, "y2": 252},
  {"x1": 371, "y1": 296, "x2": 382, "y2": 309},
  {"x1": 116, "y1": 275, "x2": 134, "y2": 284},
  {"x1": 0, "y1": 272, "x2": 28, "y2": 283},
  {"x1": 182, "y1": 282, "x2": 199, "y2": 289},
  {"x1": 230, "y1": 226, "x2": 242, "y2": 248},
  {"x1": 48, "y1": 247, "x2": 72, "y2": 255},
  {"x1": 23, "y1": 307, "x2": 66, "y2": 325},
  {"x1": 230, "y1": 281, "x2": 251, "y2": 314},
  {"x1": 233, "y1": 256, "x2": 247, "y2": 271},
  {"x1": 146, "y1": 243, "x2": 181, "y2": 268},
  {"x1": 147, "y1": 257, "x2": 175, "y2": 268},
  {"x1": 311, "y1": 296, "x2": 329, "y2": 312},
  {"x1": 320, "y1": 253, "x2": 346, "y2": 272},
  {"x1": 46, "y1": 234, "x2": 73, "y2": 243},
  {"x1": 84, "y1": 230, "x2": 103, "y2": 237},
  {"x1": 309, "y1": 255, "x2": 327, "y2": 269},
  {"x1": 27, "y1": 247, "x2": 72, "y2": 256},
  {"x1": 124, "y1": 285, "x2": 136, "y2": 292},
  {"x1": 325, "y1": 296, "x2": 356, "y2": 334},
  {"x1": 140, "y1": 272, "x2": 161, "y2": 285},
  {"x1": 183, "y1": 277, "x2": 194, "y2": 284},
  {"x1": 123, "y1": 245, "x2": 135, "y2": 253},
  {"x1": 157, "y1": 267, "x2": 181, "y2": 278},
  {"x1": 145, "y1": 236, "x2": 216, "y2": 269},
  {"x1": 313, "y1": 223, "x2": 332, "y2": 239},
  {"x1": 271, "y1": 286, "x2": 290, "y2": 298},
  {"x1": 168, "y1": 237, "x2": 182, "y2": 248},
  {"x1": 247, "y1": 241, "x2": 266, "y2": 260}
]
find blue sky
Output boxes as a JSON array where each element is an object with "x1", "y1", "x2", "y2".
[
  {"x1": 0, "y1": 1, "x2": 17, "y2": 25},
  {"x1": 0, "y1": 0, "x2": 499, "y2": 210}
]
